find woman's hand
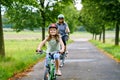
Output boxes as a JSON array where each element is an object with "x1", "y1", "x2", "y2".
[{"x1": 59, "y1": 49, "x2": 64, "y2": 54}]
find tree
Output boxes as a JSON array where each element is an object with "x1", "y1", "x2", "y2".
[
  {"x1": 61, "y1": 3, "x2": 80, "y2": 33},
  {"x1": 102, "y1": 0, "x2": 120, "y2": 45},
  {"x1": 0, "y1": 0, "x2": 74, "y2": 56},
  {"x1": 80, "y1": 1, "x2": 103, "y2": 40},
  {"x1": 5, "y1": 0, "x2": 73, "y2": 40},
  {"x1": 81, "y1": 0, "x2": 120, "y2": 45},
  {"x1": 37, "y1": 0, "x2": 73, "y2": 40},
  {"x1": 5, "y1": 3, "x2": 42, "y2": 32},
  {"x1": 0, "y1": 3, "x2": 5, "y2": 56}
]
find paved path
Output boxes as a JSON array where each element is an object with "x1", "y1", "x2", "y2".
[{"x1": 19, "y1": 39, "x2": 120, "y2": 80}]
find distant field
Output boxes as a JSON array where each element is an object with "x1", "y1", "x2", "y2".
[
  {"x1": 4, "y1": 31, "x2": 44, "y2": 40},
  {"x1": 3, "y1": 30, "x2": 119, "y2": 44},
  {"x1": 4, "y1": 31, "x2": 92, "y2": 40}
]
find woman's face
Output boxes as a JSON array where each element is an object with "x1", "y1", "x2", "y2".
[
  {"x1": 58, "y1": 17, "x2": 64, "y2": 23},
  {"x1": 49, "y1": 28, "x2": 57, "y2": 36}
]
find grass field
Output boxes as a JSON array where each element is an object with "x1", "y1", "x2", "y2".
[{"x1": 0, "y1": 39, "x2": 46, "y2": 80}]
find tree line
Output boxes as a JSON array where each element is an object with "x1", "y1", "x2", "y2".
[{"x1": 80, "y1": 0, "x2": 120, "y2": 45}]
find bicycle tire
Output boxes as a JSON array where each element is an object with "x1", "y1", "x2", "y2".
[
  {"x1": 44, "y1": 69, "x2": 49, "y2": 80},
  {"x1": 60, "y1": 53, "x2": 66, "y2": 67},
  {"x1": 44, "y1": 66, "x2": 56, "y2": 80}
]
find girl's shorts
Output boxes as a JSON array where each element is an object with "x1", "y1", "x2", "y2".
[{"x1": 45, "y1": 52, "x2": 60, "y2": 67}]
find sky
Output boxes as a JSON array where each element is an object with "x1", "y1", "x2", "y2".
[{"x1": 74, "y1": 0, "x2": 83, "y2": 11}]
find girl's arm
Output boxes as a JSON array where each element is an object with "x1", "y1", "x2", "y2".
[
  {"x1": 37, "y1": 37, "x2": 48, "y2": 51},
  {"x1": 59, "y1": 37, "x2": 65, "y2": 53}
]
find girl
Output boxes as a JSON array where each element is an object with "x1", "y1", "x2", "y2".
[{"x1": 37, "y1": 23, "x2": 64, "y2": 76}]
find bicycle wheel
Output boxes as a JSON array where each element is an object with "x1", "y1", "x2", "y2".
[
  {"x1": 44, "y1": 69, "x2": 49, "y2": 80},
  {"x1": 44, "y1": 67, "x2": 56, "y2": 80},
  {"x1": 60, "y1": 53, "x2": 66, "y2": 67}
]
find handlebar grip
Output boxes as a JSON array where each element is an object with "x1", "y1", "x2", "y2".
[{"x1": 36, "y1": 50, "x2": 43, "y2": 54}]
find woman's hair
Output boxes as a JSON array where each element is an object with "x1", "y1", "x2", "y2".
[
  {"x1": 47, "y1": 28, "x2": 60, "y2": 42},
  {"x1": 59, "y1": 20, "x2": 64, "y2": 23}
]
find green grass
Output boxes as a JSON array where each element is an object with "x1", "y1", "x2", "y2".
[
  {"x1": 90, "y1": 40, "x2": 120, "y2": 60},
  {"x1": 0, "y1": 39, "x2": 46, "y2": 80}
]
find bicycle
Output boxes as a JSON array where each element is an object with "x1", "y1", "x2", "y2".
[
  {"x1": 36, "y1": 50, "x2": 59, "y2": 80},
  {"x1": 60, "y1": 34, "x2": 69, "y2": 67}
]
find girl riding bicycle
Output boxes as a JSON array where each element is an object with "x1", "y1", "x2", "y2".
[{"x1": 37, "y1": 23, "x2": 64, "y2": 76}]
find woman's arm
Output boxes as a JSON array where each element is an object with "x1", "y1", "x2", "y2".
[
  {"x1": 59, "y1": 37, "x2": 65, "y2": 53},
  {"x1": 37, "y1": 37, "x2": 48, "y2": 50},
  {"x1": 66, "y1": 26, "x2": 70, "y2": 34}
]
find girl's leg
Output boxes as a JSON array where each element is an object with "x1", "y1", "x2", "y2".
[
  {"x1": 54, "y1": 53, "x2": 62, "y2": 76},
  {"x1": 55, "y1": 59, "x2": 59, "y2": 71}
]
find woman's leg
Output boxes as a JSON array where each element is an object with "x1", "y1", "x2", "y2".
[{"x1": 62, "y1": 36, "x2": 67, "y2": 52}]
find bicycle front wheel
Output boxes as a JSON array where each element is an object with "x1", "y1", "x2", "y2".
[{"x1": 44, "y1": 69, "x2": 50, "y2": 80}]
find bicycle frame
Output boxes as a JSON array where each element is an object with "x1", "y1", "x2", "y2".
[
  {"x1": 47, "y1": 56, "x2": 56, "y2": 80},
  {"x1": 37, "y1": 50, "x2": 59, "y2": 80},
  {"x1": 60, "y1": 51, "x2": 67, "y2": 67}
]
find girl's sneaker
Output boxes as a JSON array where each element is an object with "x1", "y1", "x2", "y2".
[{"x1": 56, "y1": 69, "x2": 62, "y2": 76}]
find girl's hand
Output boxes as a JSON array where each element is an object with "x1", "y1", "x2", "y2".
[{"x1": 36, "y1": 48, "x2": 41, "y2": 52}]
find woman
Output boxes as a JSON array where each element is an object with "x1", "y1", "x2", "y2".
[{"x1": 56, "y1": 14, "x2": 70, "y2": 52}]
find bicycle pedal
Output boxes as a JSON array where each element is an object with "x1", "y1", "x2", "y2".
[
  {"x1": 60, "y1": 64, "x2": 64, "y2": 67},
  {"x1": 60, "y1": 65, "x2": 63, "y2": 68}
]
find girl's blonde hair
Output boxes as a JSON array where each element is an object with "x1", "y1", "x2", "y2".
[{"x1": 47, "y1": 25, "x2": 60, "y2": 42}]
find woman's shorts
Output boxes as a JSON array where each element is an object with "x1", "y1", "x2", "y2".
[{"x1": 62, "y1": 35, "x2": 68, "y2": 46}]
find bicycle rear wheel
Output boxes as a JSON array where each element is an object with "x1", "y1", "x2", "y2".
[{"x1": 60, "y1": 53, "x2": 66, "y2": 67}]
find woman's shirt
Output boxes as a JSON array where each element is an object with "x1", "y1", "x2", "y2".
[
  {"x1": 57, "y1": 22, "x2": 68, "y2": 36},
  {"x1": 46, "y1": 38, "x2": 60, "y2": 53}
]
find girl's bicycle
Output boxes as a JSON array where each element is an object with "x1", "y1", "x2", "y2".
[{"x1": 36, "y1": 50, "x2": 59, "y2": 80}]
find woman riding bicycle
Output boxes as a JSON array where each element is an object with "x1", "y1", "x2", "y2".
[
  {"x1": 56, "y1": 14, "x2": 70, "y2": 52},
  {"x1": 37, "y1": 23, "x2": 64, "y2": 76}
]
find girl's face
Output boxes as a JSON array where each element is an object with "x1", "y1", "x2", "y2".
[{"x1": 49, "y1": 28, "x2": 57, "y2": 36}]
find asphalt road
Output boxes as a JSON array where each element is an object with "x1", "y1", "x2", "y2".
[{"x1": 19, "y1": 39, "x2": 120, "y2": 80}]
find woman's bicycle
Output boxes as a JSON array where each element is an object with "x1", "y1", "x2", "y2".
[
  {"x1": 60, "y1": 33, "x2": 69, "y2": 67},
  {"x1": 36, "y1": 50, "x2": 59, "y2": 80},
  {"x1": 60, "y1": 51, "x2": 68, "y2": 67}
]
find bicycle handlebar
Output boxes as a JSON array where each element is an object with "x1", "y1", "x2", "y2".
[
  {"x1": 36, "y1": 50, "x2": 60, "y2": 55},
  {"x1": 36, "y1": 50, "x2": 44, "y2": 54}
]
